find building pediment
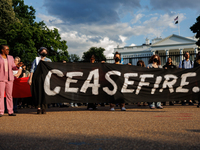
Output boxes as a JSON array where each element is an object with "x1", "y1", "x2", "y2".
[{"x1": 151, "y1": 34, "x2": 197, "y2": 47}]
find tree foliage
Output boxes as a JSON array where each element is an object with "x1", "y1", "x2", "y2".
[
  {"x1": 69, "y1": 54, "x2": 80, "y2": 62},
  {"x1": 82, "y1": 47, "x2": 106, "y2": 62},
  {"x1": 12, "y1": 0, "x2": 35, "y2": 25},
  {"x1": 190, "y1": 15, "x2": 200, "y2": 47},
  {"x1": 0, "y1": 0, "x2": 19, "y2": 37},
  {"x1": 0, "y1": 0, "x2": 69, "y2": 66}
]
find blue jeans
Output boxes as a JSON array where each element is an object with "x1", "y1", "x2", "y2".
[{"x1": 149, "y1": 102, "x2": 161, "y2": 108}]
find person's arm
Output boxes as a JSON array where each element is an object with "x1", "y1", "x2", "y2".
[
  {"x1": 14, "y1": 68, "x2": 22, "y2": 78},
  {"x1": 163, "y1": 65, "x2": 167, "y2": 69},
  {"x1": 28, "y1": 59, "x2": 36, "y2": 85},
  {"x1": 22, "y1": 72, "x2": 26, "y2": 78},
  {"x1": 11, "y1": 56, "x2": 17, "y2": 69},
  {"x1": 27, "y1": 72, "x2": 30, "y2": 77},
  {"x1": 28, "y1": 72, "x2": 33, "y2": 85}
]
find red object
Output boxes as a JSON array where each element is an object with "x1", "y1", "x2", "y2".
[{"x1": 4, "y1": 77, "x2": 32, "y2": 98}]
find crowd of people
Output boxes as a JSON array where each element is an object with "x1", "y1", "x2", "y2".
[{"x1": 0, "y1": 45, "x2": 200, "y2": 117}]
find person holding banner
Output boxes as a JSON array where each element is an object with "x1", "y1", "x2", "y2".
[
  {"x1": 19, "y1": 65, "x2": 29, "y2": 78},
  {"x1": 28, "y1": 47, "x2": 52, "y2": 114},
  {"x1": 101, "y1": 52, "x2": 126, "y2": 111},
  {"x1": 110, "y1": 52, "x2": 126, "y2": 111},
  {"x1": 179, "y1": 52, "x2": 194, "y2": 105},
  {"x1": 162, "y1": 57, "x2": 177, "y2": 106},
  {"x1": 147, "y1": 55, "x2": 163, "y2": 109},
  {"x1": 194, "y1": 51, "x2": 200, "y2": 108},
  {"x1": 12, "y1": 56, "x2": 23, "y2": 113},
  {"x1": 136, "y1": 60, "x2": 147, "y2": 107},
  {"x1": 87, "y1": 55, "x2": 98, "y2": 110},
  {"x1": 0, "y1": 45, "x2": 17, "y2": 117}
]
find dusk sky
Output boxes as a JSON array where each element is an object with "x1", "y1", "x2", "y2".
[{"x1": 24, "y1": 0, "x2": 200, "y2": 57}]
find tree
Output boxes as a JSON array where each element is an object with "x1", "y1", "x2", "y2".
[
  {"x1": 82, "y1": 47, "x2": 106, "y2": 62},
  {"x1": 0, "y1": 0, "x2": 69, "y2": 65},
  {"x1": 12, "y1": 0, "x2": 35, "y2": 25},
  {"x1": 69, "y1": 54, "x2": 80, "y2": 62},
  {"x1": 190, "y1": 15, "x2": 200, "y2": 47},
  {"x1": 0, "y1": 0, "x2": 19, "y2": 37}
]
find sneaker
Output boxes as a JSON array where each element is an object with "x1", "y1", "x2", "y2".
[
  {"x1": 121, "y1": 107, "x2": 126, "y2": 111},
  {"x1": 89, "y1": 108, "x2": 93, "y2": 110},
  {"x1": 197, "y1": 104, "x2": 200, "y2": 108},
  {"x1": 0, "y1": 114, "x2": 2, "y2": 117},
  {"x1": 74, "y1": 103, "x2": 78, "y2": 107},
  {"x1": 110, "y1": 108, "x2": 115, "y2": 111},
  {"x1": 71, "y1": 104, "x2": 74, "y2": 107}
]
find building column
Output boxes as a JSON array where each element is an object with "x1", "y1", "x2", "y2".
[
  {"x1": 165, "y1": 49, "x2": 169, "y2": 62},
  {"x1": 194, "y1": 47, "x2": 198, "y2": 55},
  {"x1": 179, "y1": 48, "x2": 183, "y2": 61}
]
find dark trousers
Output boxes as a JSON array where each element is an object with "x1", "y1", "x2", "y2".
[
  {"x1": 87, "y1": 103, "x2": 96, "y2": 109},
  {"x1": 37, "y1": 104, "x2": 47, "y2": 109}
]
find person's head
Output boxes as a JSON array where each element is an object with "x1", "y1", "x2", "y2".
[
  {"x1": 90, "y1": 55, "x2": 95, "y2": 63},
  {"x1": 0, "y1": 45, "x2": 9, "y2": 55},
  {"x1": 114, "y1": 51, "x2": 121, "y2": 63},
  {"x1": 167, "y1": 57, "x2": 172, "y2": 63},
  {"x1": 184, "y1": 52, "x2": 190, "y2": 60},
  {"x1": 148, "y1": 54, "x2": 161, "y2": 65},
  {"x1": 39, "y1": 47, "x2": 48, "y2": 57},
  {"x1": 137, "y1": 60, "x2": 145, "y2": 67},
  {"x1": 22, "y1": 65, "x2": 26, "y2": 70},
  {"x1": 14, "y1": 57, "x2": 20, "y2": 65},
  {"x1": 166, "y1": 57, "x2": 174, "y2": 65}
]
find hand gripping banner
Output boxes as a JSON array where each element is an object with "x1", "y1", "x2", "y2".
[{"x1": 31, "y1": 61, "x2": 200, "y2": 105}]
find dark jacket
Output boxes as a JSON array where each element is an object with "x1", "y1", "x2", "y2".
[
  {"x1": 194, "y1": 60, "x2": 200, "y2": 68},
  {"x1": 163, "y1": 63, "x2": 177, "y2": 69}
]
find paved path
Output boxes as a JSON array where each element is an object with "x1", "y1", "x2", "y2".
[{"x1": 0, "y1": 104, "x2": 200, "y2": 150}]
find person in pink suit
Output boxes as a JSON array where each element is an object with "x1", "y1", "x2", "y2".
[{"x1": 0, "y1": 45, "x2": 16, "y2": 117}]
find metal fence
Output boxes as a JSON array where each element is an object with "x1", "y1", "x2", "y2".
[{"x1": 106, "y1": 51, "x2": 197, "y2": 67}]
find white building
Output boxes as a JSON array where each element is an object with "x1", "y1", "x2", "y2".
[{"x1": 108, "y1": 34, "x2": 198, "y2": 66}]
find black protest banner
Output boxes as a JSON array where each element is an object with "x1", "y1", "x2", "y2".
[{"x1": 32, "y1": 61, "x2": 200, "y2": 105}]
